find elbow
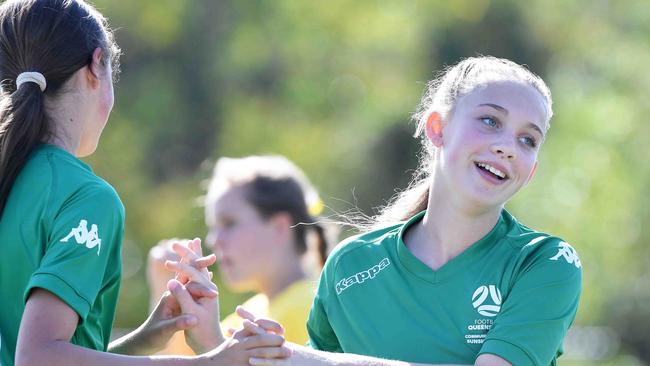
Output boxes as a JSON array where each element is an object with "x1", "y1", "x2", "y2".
[{"x1": 15, "y1": 341, "x2": 49, "y2": 366}]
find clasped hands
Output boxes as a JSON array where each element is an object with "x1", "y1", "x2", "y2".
[{"x1": 144, "y1": 238, "x2": 292, "y2": 364}]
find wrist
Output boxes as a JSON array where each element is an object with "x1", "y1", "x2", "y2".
[{"x1": 187, "y1": 332, "x2": 225, "y2": 354}]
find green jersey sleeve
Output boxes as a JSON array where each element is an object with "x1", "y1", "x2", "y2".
[
  {"x1": 25, "y1": 183, "x2": 124, "y2": 323},
  {"x1": 480, "y1": 238, "x2": 582, "y2": 366},
  {"x1": 307, "y1": 255, "x2": 343, "y2": 352}
]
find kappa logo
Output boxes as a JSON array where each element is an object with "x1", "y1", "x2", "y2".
[
  {"x1": 335, "y1": 258, "x2": 390, "y2": 295},
  {"x1": 550, "y1": 241, "x2": 581, "y2": 268},
  {"x1": 472, "y1": 285, "x2": 502, "y2": 317},
  {"x1": 60, "y1": 219, "x2": 102, "y2": 255}
]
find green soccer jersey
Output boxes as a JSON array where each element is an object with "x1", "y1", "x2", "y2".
[
  {"x1": 0, "y1": 144, "x2": 124, "y2": 366},
  {"x1": 307, "y1": 210, "x2": 582, "y2": 366}
]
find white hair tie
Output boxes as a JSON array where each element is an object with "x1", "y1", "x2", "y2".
[{"x1": 16, "y1": 72, "x2": 46, "y2": 92}]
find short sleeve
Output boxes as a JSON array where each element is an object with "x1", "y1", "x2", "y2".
[
  {"x1": 479, "y1": 239, "x2": 582, "y2": 366},
  {"x1": 306, "y1": 259, "x2": 343, "y2": 351},
  {"x1": 25, "y1": 184, "x2": 124, "y2": 323}
]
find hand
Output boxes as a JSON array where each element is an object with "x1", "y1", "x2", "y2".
[
  {"x1": 167, "y1": 275, "x2": 222, "y2": 354},
  {"x1": 147, "y1": 238, "x2": 184, "y2": 310},
  {"x1": 198, "y1": 332, "x2": 291, "y2": 366},
  {"x1": 167, "y1": 238, "x2": 216, "y2": 285},
  {"x1": 111, "y1": 281, "x2": 217, "y2": 355}
]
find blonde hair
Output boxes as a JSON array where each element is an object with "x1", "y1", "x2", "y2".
[{"x1": 375, "y1": 56, "x2": 552, "y2": 226}]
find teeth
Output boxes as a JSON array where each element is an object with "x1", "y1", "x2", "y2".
[{"x1": 477, "y1": 162, "x2": 506, "y2": 179}]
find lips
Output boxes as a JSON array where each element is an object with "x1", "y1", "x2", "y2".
[{"x1": 474, "y1": 161, "x2": 510, "y2": 182}]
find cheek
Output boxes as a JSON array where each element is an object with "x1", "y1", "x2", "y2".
[{"x1": 230, "y1": 228, "x2": 266, "y2": 257}]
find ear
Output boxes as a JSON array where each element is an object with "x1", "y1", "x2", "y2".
[
  {"x1": 86, "y1": 47, "x2": 104, "y2": 90},
  {"x1": 269, "y1": 212, "x2": 293, "y2": 244},
  {"x1": 526, "y1": 161, "x2": 538, "y2": 184},
  {"x1": 424, "y1": 111, "x2": 444, "y2": 148}
]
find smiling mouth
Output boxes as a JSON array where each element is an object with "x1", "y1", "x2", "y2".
[{"x1": 475, "y1": 162, "x2": 508, "y2": 181}]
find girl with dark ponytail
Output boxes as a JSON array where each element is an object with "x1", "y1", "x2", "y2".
[
  {"x1": 0, "y1": 1, "x2": 289, "y2": 365},
  {"x1": 148, "y1": 155, "x2": 331, "y2": 352}
]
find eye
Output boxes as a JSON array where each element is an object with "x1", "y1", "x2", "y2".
[
  {"x1": 480, "y1": 116, "x2": 499, "y2": 128},
  {"x1": 519, "y1": 135, "x2": 537, "y2": 148},
  {"x1": 218, "y1": 217, "x2": 236, "y2": 229}
]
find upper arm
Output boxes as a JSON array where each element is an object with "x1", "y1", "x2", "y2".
[
  {"x1": 475, "y1": 353, "x2": 512, "y2": 366},
  {"x1": 306, "y1": 260, "x2": 342, "y2": 351},
  {"x1": 479, "y1": 240, "x2": 582, "y2": 365},
  {"x1": 16, "y1": 289, "x2": 80, "y2": 364},
  {"x1": 28, "y1": 185, "x2": 124, "y2": 322}
]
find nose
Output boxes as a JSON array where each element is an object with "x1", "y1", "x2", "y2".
[{"x1": 490, "y1": 141, "x2": 516, "y2": 160}]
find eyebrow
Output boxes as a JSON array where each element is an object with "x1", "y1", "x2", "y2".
[{"x1": 478, "y1": 103, "x2": 545, "y2": 138}]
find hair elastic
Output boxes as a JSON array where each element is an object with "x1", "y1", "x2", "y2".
[{"x1": 16, "y1": 72, "x2": 46, "y2": 92}]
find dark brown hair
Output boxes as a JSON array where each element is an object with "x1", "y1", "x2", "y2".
[
  {"x1": 207, "y1": 156, "x2": 330, "y2": 267},
  {"x1": 0, "y1": 0, "x2": 120, "y2": 216}
]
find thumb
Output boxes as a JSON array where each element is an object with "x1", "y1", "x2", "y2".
[
  {"x1": 167, "y1": 279, "x2": 198, "y2": 313},
  {"x1": 156, "y1": 313, "x2": 199, "y2": 333}
]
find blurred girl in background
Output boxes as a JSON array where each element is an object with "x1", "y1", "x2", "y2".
[{"x1": 148, "y1": 155, "x2": 330, "y2": 352}]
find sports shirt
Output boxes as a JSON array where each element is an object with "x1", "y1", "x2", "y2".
[
  {"x1": 307, "y1": 210, "x2": 582, "y2": 366},
  {"x1": 0, "y1": 145, "x2": 124, "y2": 366}
]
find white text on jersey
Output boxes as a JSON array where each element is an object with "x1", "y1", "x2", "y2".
[{"x1": 336, "y1": 258, "x2": 390, "y2": 295}]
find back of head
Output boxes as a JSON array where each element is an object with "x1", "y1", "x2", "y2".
[
  {"x1": 0, "y1": 0, "x2": 120, "y2": 216},
  {"x1": 207, "y1": 155, "x2": 329, "y2": 266}
]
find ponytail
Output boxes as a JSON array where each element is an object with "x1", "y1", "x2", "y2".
[
  {"x1": 0, "y1": 83, "x2": 49, "y2": 216},
  {"x1": 0, "y1": 0, "x2": 121, "y2": 217},
  {"x1": 312, "y1": 223, "x2": 328, "y2": 267}
]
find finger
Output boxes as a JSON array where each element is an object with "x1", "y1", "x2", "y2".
[
  {"x1": 189, "y1": 237, "x2": 203, "y2": 256},
  {"x1": 185, "y1": 282, "x2": 219, "y2": 299},
  {"x1": 243, "y1": 319, "x2": 266, "y2": 335},
  {"x1": 236, "y1": 306, "x2": 257, "y2": 322},
  {"x1": 193, "y1": 254, "x2": 217, "y2": 268},
  {"x1": 165, "y1": 260, "x2": 213, "y2": 285},
  {"x1": 255, "y1": 318, "x2": 284, "y2": 335},
  {"x1": 240, "y1": 333, "x2": 285, "y2": 349},
  {"x1": 167, "y1": 279, "x2": 198, "y2": 312},
  {"x1": 172, "y1": 241, "x2": 197, "y2": 261},
  {"x1": 248, "y1": 346, "x2": 292, "y2": 359},
  {"x1": 172, "y1": 313, "x2": 199, "y2": 330},
  {"x1": 232, "y1": 327, "x2": 254, "y2": 340},
  {"x1": 226, "y1": 327, "x2": 236, "y2": 337},
  {"x1": 249, "y1": 357, "x2": 290, "y2": 366}
]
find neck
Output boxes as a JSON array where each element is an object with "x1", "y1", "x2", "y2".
[
  {"x1": 43, "y1": 76, "x2": 90, "y2": 156},
  {"x1": 258, "y1": 256, "x2": 306, "y2": 299},
  {"x1": 405, "y1": 170, "x2": 502, "y2": 271}
]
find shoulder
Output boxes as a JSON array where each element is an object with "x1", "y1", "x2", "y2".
[
  {"x1": 325, "y1": 222, "x2": 402, "y2": 272},
  {"x1": 33, "y1": 147, "x2": 125, "y2": 217},
  {"x1": 502, "y1": 212, "x2": 582, "y2": 276}
]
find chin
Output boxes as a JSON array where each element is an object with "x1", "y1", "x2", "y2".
[{"x1": 76, "y1": 141, "x2": 99, "y2": 158}]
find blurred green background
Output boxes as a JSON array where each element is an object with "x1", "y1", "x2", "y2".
[{"x1": 87, "y1": 0, "x2": 649, "y2": 364}]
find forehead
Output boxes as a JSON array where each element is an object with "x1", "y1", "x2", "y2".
[
  {"x1": 205, "y1": 186, "x2": 252, "y2": 218},
  {"x1": 457, "y1": 80, "x2": 549, "y2": 131}
]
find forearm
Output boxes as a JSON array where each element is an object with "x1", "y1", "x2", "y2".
[
  {"x1": 108, "y1": 324, "x2": 162, "y2": 356},
  {"x1": 289, "y1": 344, "x2": 470, "y2": 366},
  {"x1": 17, "y1": 339, "x2": 200, "y2": 366}
]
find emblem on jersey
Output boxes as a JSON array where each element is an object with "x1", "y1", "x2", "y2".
[
  {"x1": 60, "y1": 219, "x2": 102, "y2": 255},
  {"x1": 471, "y1": 285, "x2": 502, "y2": 317},
  {"x1": 549, "y1": 241, "x2": 581, "y2": 268},
  {"x1": 335, "y1": 258, "x2": 390, "y2": 295}
]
